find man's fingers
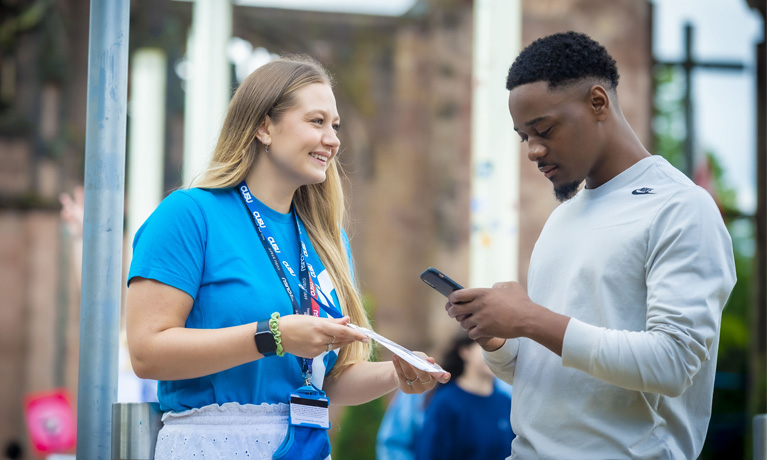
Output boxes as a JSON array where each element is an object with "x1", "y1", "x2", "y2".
[
  {"x1": 446, "y1": 302, "x2": 471, "y2": 319},
  {"x1": 459, "y1": 314, "x2": 477, "y2": 331},
  {"x1": 448, "y1": 289, "x2": 470, "y2": 304}
]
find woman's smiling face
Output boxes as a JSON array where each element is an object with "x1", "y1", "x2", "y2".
[{"x1": 261, "y1": 82, "x2": 341, "y2": 189}]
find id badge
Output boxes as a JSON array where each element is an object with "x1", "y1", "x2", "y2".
[{"x1": 289, "y1": 385, "x2": 330, "y2": 430}]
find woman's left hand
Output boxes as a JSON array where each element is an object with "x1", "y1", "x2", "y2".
[{"x1": 392, "y1": 353, "x2": 450, "y2": 394}]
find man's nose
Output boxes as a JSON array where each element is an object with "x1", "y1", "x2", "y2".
[{"x1": 527, "y1": 141, "x2": 546, "y2": 162}]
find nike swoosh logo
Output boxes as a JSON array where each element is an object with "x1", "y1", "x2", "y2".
[{"x1": 632, "y1": 188, "x2": 655, "y2": 195}]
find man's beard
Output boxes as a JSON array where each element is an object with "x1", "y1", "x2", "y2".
[{"x1": 554, "y1": 180, "x2": 582, "y2": 202}]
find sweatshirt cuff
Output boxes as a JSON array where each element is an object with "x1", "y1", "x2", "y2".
[
  {"x1": 561, "y1": 318, "x2": 603, "y2": 373},
  {"x1": 482, "y1": 338, "x2": 519, "y2": 365}
]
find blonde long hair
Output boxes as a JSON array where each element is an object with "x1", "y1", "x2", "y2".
[{"x1": 195, "y1": 56, "x2": 372, "y2": 377}]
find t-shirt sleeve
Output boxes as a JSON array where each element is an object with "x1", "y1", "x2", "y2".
[
  {"x1": 128, "y1": 191, "x2": 207, "y2": 300},
  {"x1": 561, "y1": 187, "x2": 736, "y2": 397}
]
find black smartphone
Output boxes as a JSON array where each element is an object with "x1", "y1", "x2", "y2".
[{"x1": 420, "y1": 267, "x2": 464, "y2": 297}]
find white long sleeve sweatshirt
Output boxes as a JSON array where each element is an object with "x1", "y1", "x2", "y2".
[{"x1": 485, "y1": 155, "x2": 736, "y2": 460}]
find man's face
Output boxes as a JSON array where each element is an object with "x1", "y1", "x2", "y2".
[{"x1": 508, "y1": 81, "x2": 603, "y2": 202}]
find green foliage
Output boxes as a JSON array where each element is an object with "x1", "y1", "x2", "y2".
[
  {"x1": 717, "y1": 216, "x2": 753, "y2": 374},
  {"x1": 705, "y1": 152, "x2": 740, "y2": 215},
  {"x1": 332, "y1": 397, "x2": 387, "y2": 460},
  {"x1": 652, "y1": 65, "x2": 686, "y2": 169}
]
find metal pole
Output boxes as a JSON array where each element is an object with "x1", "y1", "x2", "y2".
[
  {"x1": 111, "y1": 403, "x2": 163, "y2": 460},
  {"x1": 77, "y1": 0, "x2": 130, "y2": 458},
  {"x1": 683, "y1": 23, "x2": 695, "y2": 178},
  {"x1": 756, "y1": 414, "x2": 767, "y2": 460}
]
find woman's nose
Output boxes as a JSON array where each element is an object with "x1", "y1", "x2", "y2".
[{"x1": 324, "y1": 127, "x2": 340, "y2": 149}]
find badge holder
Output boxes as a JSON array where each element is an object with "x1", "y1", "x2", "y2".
[{"x1": 272, "y1": 385, "x2": 331, "y2": 460}]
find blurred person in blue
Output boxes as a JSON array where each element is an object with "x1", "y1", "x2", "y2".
[
  {"x1": 126, "y1": 56, "x2": 449, "y2": 460},
  {"x1": 376, "y1": 336, "x2": 515, "y2": 460},
  {"x1": 444, "y1": 32, "x2": 736, "y2": 459},
  {"x1": 376, "y1": 388, "x2": 427, "y2": 460},
  {"x1": 414, "y1": 334, "x2": 513, "y2": 460}
]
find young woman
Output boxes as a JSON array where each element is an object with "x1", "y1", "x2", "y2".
[{"x1": 126, "y1": 56, "x2": 449, "y2": 460}]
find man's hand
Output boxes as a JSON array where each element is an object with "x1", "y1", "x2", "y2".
[
  {"x1": 445, "y1": 281, "x2": 570, "y2": 356},
  {"x1": 445, "y1": 281, "x2": 535, "y2": 339}
]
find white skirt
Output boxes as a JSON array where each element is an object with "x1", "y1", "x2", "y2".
[{"x1": 154, "y1": 402, "x2": 329, "y2": 460}]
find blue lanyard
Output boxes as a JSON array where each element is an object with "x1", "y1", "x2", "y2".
[{"x1": 237, "y1": 182, "x2": 343, "y2": 379}]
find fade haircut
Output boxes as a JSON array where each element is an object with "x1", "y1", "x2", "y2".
[{"x1": 506, "y1": 31, "x2": 619, "y2": 92}]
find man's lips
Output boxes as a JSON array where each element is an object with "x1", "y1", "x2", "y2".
[{"x1": 539, "y1": 165, "x2": 558, "y2": 179}]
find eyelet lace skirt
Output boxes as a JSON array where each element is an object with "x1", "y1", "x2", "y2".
[{"x1": 154, "y1": 402, "x2": 329, "y2": 460}]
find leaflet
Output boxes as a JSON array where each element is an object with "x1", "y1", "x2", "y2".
[{"x1": 347, "y1": 324, "x2": 446, "y2": 374}]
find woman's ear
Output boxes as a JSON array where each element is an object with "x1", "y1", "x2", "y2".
[
  {"x1": 255, "y1": 116, "x2": 273, "y2": 146},
  {"x1": 589, "y1": 85, "x2": 610, "y2": 121}
]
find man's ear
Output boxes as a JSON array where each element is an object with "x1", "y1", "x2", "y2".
[
  {"x1": 255, "y1": 115, "x2": 273, "y2": 146},
  {"x1": 589, "y1": 85, "x2": 610, "y2": 121}
]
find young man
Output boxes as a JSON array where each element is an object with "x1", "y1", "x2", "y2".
[{"x1": 445, "y1": 31, "x2": 736, "y2": 459}]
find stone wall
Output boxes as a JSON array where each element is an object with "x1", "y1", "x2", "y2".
[{"x1": 0, "y1": 0, "x2": 90, "y2": 456}]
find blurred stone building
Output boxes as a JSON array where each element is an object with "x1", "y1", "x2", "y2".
[{"x1": 0, "y1": 0, "x2": 653, "y2": 457}]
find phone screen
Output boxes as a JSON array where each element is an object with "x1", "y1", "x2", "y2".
[{"x1": 420, "y1": 267, "x2": 464, "y2": 297}]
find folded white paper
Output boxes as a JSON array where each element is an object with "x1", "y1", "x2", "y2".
[{"x1": 347, "y1": 324, "x2": 446, "y2": 374}]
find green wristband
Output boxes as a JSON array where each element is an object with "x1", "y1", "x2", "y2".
[{"x1": 269, "y1": 312, "x2": 284, "y2": 357}]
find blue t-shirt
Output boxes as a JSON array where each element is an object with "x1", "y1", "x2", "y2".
[
  {"x1": 416, "y1": 382, "x2": 514, "y2": 460},
  {"x1": 128, "y1": 187, "x2": 349, "y2": 412}
]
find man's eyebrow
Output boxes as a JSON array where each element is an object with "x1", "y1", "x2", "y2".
[{"x1": 524, "y1": 116, "x2": 550, "y2": 127}]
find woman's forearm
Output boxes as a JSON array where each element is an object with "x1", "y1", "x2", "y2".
[
  {"x1": 127, "y1": 278, "x2": 369, "y2": 381},
  {"x1": 324, "y1": 361, "x2": 398, "y2": 406},
  {"x1": 130, "y1": 324, "x2": 263, "y2": 380}
]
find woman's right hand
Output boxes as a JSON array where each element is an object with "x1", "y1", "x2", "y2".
[{"x1": 277, "y1": 314, "x2": 369, "y2": 358}]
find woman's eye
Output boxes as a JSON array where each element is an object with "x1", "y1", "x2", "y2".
[
  {"x1": 538, "y1": 127, "x2": 551, "y2": 138},
  {"x1": 332, "y1": 124, "x2": 341, "y2": 132}
]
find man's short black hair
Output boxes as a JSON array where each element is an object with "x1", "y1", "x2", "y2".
[{"x1": 506, "y1": 31, "x2": 619, "y2": 92}]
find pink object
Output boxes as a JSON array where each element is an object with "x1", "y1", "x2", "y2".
[{"x1": 24, "y1": 388, "x2": 77, "y2": 454}]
